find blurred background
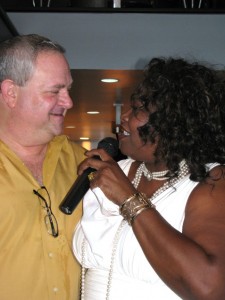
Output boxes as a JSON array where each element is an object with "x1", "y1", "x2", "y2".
[{"x1": 1, "y1": 0, "x2": 225, "y2": 149}]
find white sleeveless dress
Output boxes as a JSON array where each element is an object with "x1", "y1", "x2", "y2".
[{"x1": 73, "y1": 159, "x2": 219, "y2": 300}]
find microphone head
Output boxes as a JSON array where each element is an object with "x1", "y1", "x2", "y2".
[{"x1": 97, "y1": 137, "x2": 119, "y2": 158}]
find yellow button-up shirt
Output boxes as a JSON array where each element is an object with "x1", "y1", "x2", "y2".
[{"x1": 0, "y1": 135, "x2": 86, "y2": 300}]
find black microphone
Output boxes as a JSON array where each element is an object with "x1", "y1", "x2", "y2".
[{"x1": 59, "y1": 137, "x2": 119, "y2": 215}]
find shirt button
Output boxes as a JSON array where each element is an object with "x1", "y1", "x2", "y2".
[
  {"x1": 53, "y1": 287, "x2": 59, "y2": 293},
  {"x1": 48, "y1": 252, "x2": 53, "y2": 258}
]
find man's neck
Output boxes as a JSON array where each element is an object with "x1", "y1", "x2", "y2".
[{"x1": 0, "y1": 133, "x2": 49, "y2": 185}]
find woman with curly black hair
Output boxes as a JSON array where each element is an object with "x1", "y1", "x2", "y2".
[{"x1": 73, "y1": 57, "x2": 225, "y2": 299}]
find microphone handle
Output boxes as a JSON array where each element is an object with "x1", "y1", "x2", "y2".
[{"x1": 59, "y1": 167, "x2": 95, "y2": 215}]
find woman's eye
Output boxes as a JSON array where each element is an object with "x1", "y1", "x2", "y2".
[
  {"x1": 130, "y1": 104, "x2": 149, "y2": 122},
  {"x1": 131, "y1": 105, "x2": 145, "y2": 113}
]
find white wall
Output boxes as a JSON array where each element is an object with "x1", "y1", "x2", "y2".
[{"x1": 9, "y1": 12, "x2": 225, "y2": 70}]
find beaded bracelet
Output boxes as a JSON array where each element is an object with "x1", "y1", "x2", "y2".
[{"x1": 119, "y1": 192, "x2": 154, "y2": 225}]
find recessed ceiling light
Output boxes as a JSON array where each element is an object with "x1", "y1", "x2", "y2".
[
  {"x1": 87, "y1": 111, "x2": 100, "y2": 114},
  {"x1": 101, "y1": 78, "x2": 119, "y2": 83},
  {"x1": 80, "y1": 137, "x2": 89, "y2": 140},
  {"x1": 65, "y1": 125, "x2": 76, "y2": 128}
]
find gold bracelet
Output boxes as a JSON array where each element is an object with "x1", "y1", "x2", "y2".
[
  {"x1": 119, "y1": 192, "x2": 154, "y2": 225},
  {"x1": 120, "y1": 193, "x2": 138, "y2": 210}
]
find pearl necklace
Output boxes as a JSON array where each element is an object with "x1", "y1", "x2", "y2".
[
  {"x1": 81, "y1": 160, "x2": 190, "y2": 299},
  {"x1": 132, "y1": 162, "x2": 169, "y2": 188},
  {"x1": 81, "y1": 220, "x2": 126, "y2": 300}
]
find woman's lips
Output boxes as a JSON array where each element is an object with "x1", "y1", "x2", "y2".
[{"x1": 117, "y1": 127, "x2": 130, "y2": 139}]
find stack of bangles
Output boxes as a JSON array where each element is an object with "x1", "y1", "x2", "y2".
[{"x1": 119, "y1": 192, "x2": 155, "y2": 225}]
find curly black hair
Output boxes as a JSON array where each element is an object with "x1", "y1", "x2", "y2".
[{"x1": 131, "y1": 57, "x2": 225, "y2": 181}]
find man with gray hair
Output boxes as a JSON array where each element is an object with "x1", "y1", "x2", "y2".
[{"x1": 0, "y1": 34, "x2": 85, "y2": 299}]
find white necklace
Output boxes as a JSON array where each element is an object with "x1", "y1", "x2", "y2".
[
  {"x1": 81, "y1": 160, "x2": 190, "y2": 299},
  {"x1": 145, "y1": 160, "x2": 189, "y2": 202},
  {"x1": 81, "y1": 220, "x2": 126, "y2": 300},
  {"x1": 132, "y1": 162, "x2": 169, "y2": 188}
]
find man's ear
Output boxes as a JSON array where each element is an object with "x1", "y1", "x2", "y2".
[{"x1": 0, "y1": 79, "x2": 18, "y2": 108}]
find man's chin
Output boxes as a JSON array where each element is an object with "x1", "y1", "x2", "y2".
[{"x1": 50, "y1": 125, "x2": 64, "y2": 137}]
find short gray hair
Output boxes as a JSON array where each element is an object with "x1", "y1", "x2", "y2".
[{"x1": 0, "y1": 34, "x2": 65, "y2": 86}]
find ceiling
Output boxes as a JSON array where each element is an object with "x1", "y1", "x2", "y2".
[
  {"x1": 3, "y1": 3, "x2": 224, "y2": 150},
  {"x1": 63, "y1": 69, "x2": 143, "y2": 147}
]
